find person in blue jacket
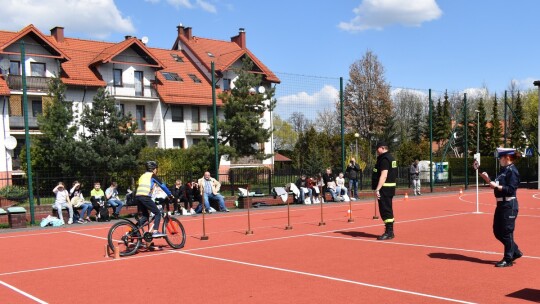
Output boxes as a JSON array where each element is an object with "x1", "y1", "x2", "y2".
[{"x1": 479, "y1": 148, "x2": 523, "y2": 267}]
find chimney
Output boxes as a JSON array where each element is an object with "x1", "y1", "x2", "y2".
[
  {"x1": 50, "y1": 26, "x2": 64, "y2": 43},
  {"x1": 231, "y1": 28, "x2": 246, "y2": 49},
  {"x1": 185, "y1": 27, "x2": 192, "y2": 40},
  {"x1": 124, "y1": 35, "x2": 133, "y2": 40},
  {"x1": 177, "y1": 24, "x2": 185, "y2": 39}
]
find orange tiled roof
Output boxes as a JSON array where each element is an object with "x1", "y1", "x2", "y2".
[
  {"x1": 0, "y1": 76, "x2": 9, "y2": 96},
  {"x1": 150, "y1": 48, "x2": 220, "y2": 106},
  {"x1": 176, "y1": 35, "x2": 280, "y2": 84},
  {"x1": 0, "y1": 24, "x2": 69, "y2": 60},
  {"x1": 90, "y1": 37, "x2": 164, "y2": 68}
]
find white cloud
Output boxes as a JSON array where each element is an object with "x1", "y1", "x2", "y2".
[
  {"x1": 166, "y1": 0, "x2": 217, "y2": 13},
  {"x1": 512, "y1": 77, "x2": 537, "y2": 90},
  {"x1": 339, "y1": 0, "x2": 442, "y2": 32},
  {"x1": 276, "y1": 85, "x2": 339, "y2": 120},
  {"x1": 462, "y1": 87, "x2": 488, "y2": 100},
  {"x1": 0, "y1": 0, "x2": 135, "y2": 39}
]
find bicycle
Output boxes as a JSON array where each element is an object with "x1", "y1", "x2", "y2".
[{"x1": 107, "y1": 197, "x2": 186, "y2": 256}]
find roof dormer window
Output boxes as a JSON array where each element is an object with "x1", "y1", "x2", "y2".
[
  {"x1": 188, "y1": 74, "x2": 202, "y2": 83},
  {"x1": 161, "y1": 72, "x2": 183, "y2": 81},
  {"x1": 171, "y1": 53, "x2": 184, "y2": 62}
]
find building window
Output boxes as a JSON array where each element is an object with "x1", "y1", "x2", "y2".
[
  {"x1": 192, "y1": 138, "x2": 200, "y2": 146},
  {"x1": 9, "y1": 61, "x2": 20, "y2": 75},
  {"x1": 31, "y1": 100, "x2": 42, "y2": 117},
  {"x1": 172, "y1": 138, "x2": 184, "y2": 149},
  {"x1": 134, "y1": 71, "x2": 143, "y2": 96},
  {"x1": 113, "y1": 69, "x2": 122, "y2": 86},
  {"x1": 188, "y1": 74, "x2": 202, "y2": 83},
  {"x1": 207, "y1": 106, "x2": 217, "y2": 124},
  {"x1": 161, "y1": 72, "x2": 183, "y2": 81},
  {"x1": 30, "y1": 62, "x2": 45, "y2": 77},
  {"x1": 191, "y1": 106, "x2": 200, "y2": 131},
  {"x1": 136, "y1": 105, "x2": 145, "y2": 131},
  {"x1": 171, "y1": 105, "x2": 183, "y2": 122},
  {"x1": 223, "y1": 78, "x2": 231, "y2": 90}
]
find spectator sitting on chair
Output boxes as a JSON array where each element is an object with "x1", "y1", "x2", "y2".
[
  {"x1": 90, "y1": 182, "x2": 106, "y2": 220},
  {"x1": 53, "y1": 182, "x2": 73, "y2": 225},
  {"x1": 197, "y1": 172, "x2": 230, "y2": 213},
  {"x1": 322, "y1": 168, "x2": 338, "y2": 202},
  {"x1": 295, "y1": 174, "x2": 312, "y2": 204},
  {"x1": 336, "y1": 172, "x2": 348, "y2": 200},
  {"x1": 170, "y1": 179, "x2": 194, "y2": 215},
  {"x1": 69, "y1": 181, "x2": 93, "y2": 223},
  {"x1": 105, "y1": 181, "x2": 124, "y2": 219}
]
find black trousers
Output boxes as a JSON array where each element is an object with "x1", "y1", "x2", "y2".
[
  {"x1": 135, "y1": 196, "x2": 161, "y2": 232},
  {"x1": 493, "y1": 202, "x2": 520, "y2": 260},
  {"x1": 378, "y1": 192, "x2": 394, "y2": 222}
]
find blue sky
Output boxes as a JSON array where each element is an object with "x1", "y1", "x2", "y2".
[{"x1": 1, "y1": 0, "x2": 538, "y2": 114}]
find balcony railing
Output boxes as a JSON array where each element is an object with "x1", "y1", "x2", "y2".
[
  {"x1": 6, "y1": 75, "x2": 49, "y2": 91},
  {"x1": 9, "y1": 116, "x2": 38, "y2": 129},
  {"x1": 106, "y1": 84, "x2": 158, "y2": 98}
]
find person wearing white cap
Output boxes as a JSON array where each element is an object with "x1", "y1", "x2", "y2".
[{"x1": 478, "y1": 147, "x2": 523, "y2": 267}]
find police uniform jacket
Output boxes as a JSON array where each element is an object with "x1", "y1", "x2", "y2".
[{"x1": 494, "y1": 164, "x2": 520, "y2": 208}]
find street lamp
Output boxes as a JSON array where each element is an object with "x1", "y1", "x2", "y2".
[
  {"x1": 474, "y1": 110, "x2": 480, "y2": 213},
  {"x1": 354, "y1": 133, "x2": 359, "y2": 160}
]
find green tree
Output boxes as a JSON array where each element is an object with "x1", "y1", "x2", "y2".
[
  {"x1": 215, "y1": 56, "x2": 276, "y2": 160},
  {"x1": 477, "y1": 99, "x2": 490, "y2": 155},
  {"x1": 509, "y1": 92, "x2": 525, "y2": 150},
  {"x1": 410, "y1": 103, "x2": 423, "y2": 144},
  {"x1": 30, "y1": 77, "x2": 77, "y2": 175},
  {"x1": 488, "y1": 94, "x2": 502, "y2": 151},
  {"x1": 78, "y1": 88, "x2": 147, "y2": 178},
  {"x1": 273, "y1": 114, "x2": 297, "y2": 151},
  {"x1": 522, "y1": 89, "x2": 538, "y2": 151}
]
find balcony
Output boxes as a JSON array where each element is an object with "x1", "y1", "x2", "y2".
[
  {"x1": 106, "y1": 84, "x2": 158, "y2": 100},
  {"x1": 9, "y1": 116, "x2": 38, "y2": 129},
  {"x1": 6, "y1": 75, "x2": 49, "y2": 91}
]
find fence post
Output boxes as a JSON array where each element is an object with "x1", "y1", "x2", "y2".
[
  {"x1": 35, "y1": 172, "x2": 40, "y2": 205},
  {"x1": 268, "y1": 170, "x2": 272, "y2": 195},
  {"x1": 230, "y1": 170, "x2": 235, "y2": 197}
]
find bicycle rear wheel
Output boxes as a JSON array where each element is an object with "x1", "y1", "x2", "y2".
[
  {"x1": 163, "y1": 217, "x2": 186, "y2": 249},
  {"x1": 108, "y1": 220, "x2": 141, "y2": 256}
]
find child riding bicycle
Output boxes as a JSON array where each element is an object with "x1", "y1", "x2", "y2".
[{"x1": 134, "y1": 161, "x2": 174, "y2": 237}]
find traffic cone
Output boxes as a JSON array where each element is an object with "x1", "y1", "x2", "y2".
[
  {"x1": 346, "y1": 209, "x2": 351, "y2": 217},
  {"x1": 404, "y1": 193, "x2": 408, "y2": 201},
  {"x1": 459, "y1": 188, "x2": 463, "y2": 196}
]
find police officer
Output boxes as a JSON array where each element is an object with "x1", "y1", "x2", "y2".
[
  {"x1": 372, "y1": 141, "x2": 398, "y2": 240},
  {"x1": 479, "y1": 148, "x2": 523, "y2": 267}
]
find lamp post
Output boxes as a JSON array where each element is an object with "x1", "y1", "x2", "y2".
[
  {"x1": 534, "y1": 80, "x2": 540, "y2": 189},
  {"x1": 354, "y1": 133, "x2": 359, "y2": 160},
  {"x1": 474, "y1": 110, "x2": 480, "y2": 213}
]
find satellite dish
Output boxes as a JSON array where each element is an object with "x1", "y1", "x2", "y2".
[
  {"x1": 4, "y1": 136, "x2": 17, "y2": 150},
  {"x1": 0, "y1": 58, "x2": 9, "y2": 71},
  {"x1": 257, "y1": 86, "x2": 266, "y2": 94},
  {"x1": 141, "y1": 36, "x2": 149, "y2": 44}
]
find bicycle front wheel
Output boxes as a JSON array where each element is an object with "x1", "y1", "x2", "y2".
[
  {"x1": 163, "y1": 217, "x2": 186, "y2": 249},
  {"x1": 108, "y1": 220, "x2": 141, "y2": 256}
]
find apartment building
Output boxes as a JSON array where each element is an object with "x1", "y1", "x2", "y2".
[{"x1": 0, "y1": 24, "x2": 280, "y2": 182}]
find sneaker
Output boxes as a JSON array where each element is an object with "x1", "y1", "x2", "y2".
[
  {"x1": 77, "y1": 219, "x2": 85, "y2": 224},
  {"x1": 190, "y1": 208, "x2": 196, "y2": 215},
  {"x1": 67, "y1": 218, "x2": 73, "y2": 225},
  {"x1": 220, "y1": 208, "x2": 230, "y2": 212},
  {"x1": 85, "y1": 217, "x2": 92, "y2": 222},
  {"x1": 152, "y1": 231, "x2": 167, "y2": 238}
]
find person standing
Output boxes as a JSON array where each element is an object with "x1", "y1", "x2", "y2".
[
  {"x1": 372, "y1": 142, "x2": 397, "y2": 240},
  {"x1": 346, "y1": 157, "x2": 361, "y2": 200},
  {"x1": 410, "y1": 158, "x2": 421, "y2": 195},
  {"x1": 478, "y1": 148, "x2": 522, "y2": 267}
]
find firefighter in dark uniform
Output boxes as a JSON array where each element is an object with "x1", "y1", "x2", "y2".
[
  {"x1": 372, "y1": 141, "x2": 398, "y2": 240},
  {"x1": 479, "y1": 148, "x2": 523, "y2": 267}
]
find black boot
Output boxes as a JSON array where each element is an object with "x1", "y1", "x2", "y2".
[{"x1": 377, "y1": 222, "x2": 394, "y2": 240}]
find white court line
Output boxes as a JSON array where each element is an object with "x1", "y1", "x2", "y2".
[
  {"x1": 0, "y1": 280, "x2": 48, "y2": 303},
  {"x1": 311, "y1": 235, "x2": 540, "y2": 260},
  {"x1": 0, "y1": 211, "x2": 472, "y2": 277},
  {"x1": 174, "y1": 250, "x2": 477, "y2": 304}
]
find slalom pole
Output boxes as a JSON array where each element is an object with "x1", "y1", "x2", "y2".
[
  {"x1": 348, "y1": 196, "x2": 354, "y2": 223},
  {"x1": 318, "y1": 187, "x2": 325, "y2": 226},
  {"x1": 285, "y1": 194, "x2": 292, "y2": 230},
  {"x1": 373, "y1": 193, "x2": 379, "y2": 220},
  {"x1": 245, "y1": 185, "x2": 253, "y2": 235},
  {"x1": 200, "y1": 201, "x2": 209, "y2": 240}
]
